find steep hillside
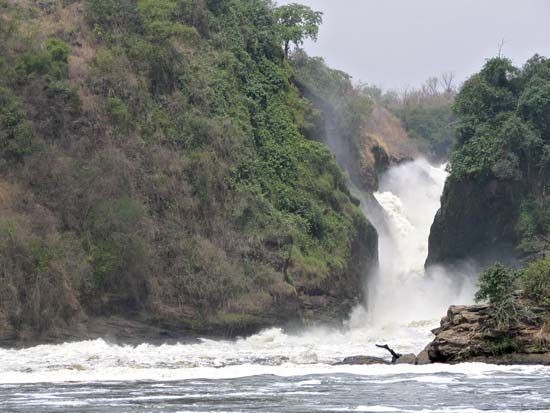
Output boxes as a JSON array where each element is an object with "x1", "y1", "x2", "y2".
[
  {"x1": 361, "y1": 104, "x2": 419, "y2": 187},
  {"x1": 0, "y1": 0, "x2": 378, "y2": 345},
  {"x1": 367, "y1": 78, "x2": 456, "y2": 161},
  {"x1": 292, "y1": 51, "x2": 418, "y2": 192},
  {"x1": 427, "y1": 56, "x2": 550, "y2": 267}
]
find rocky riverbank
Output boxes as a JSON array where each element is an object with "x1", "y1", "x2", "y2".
[
  {"x1": 341, "y1": 300, "x2": 550, "y2": 366},
  {"x1": 424, "y1": 302, "x2": 550, "y2": 365}
]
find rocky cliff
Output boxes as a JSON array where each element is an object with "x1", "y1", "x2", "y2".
[
  {"x1": 426, "y1": 178, "x2": 521, "y2": 266},
  {"x1": 426, "y1": 56, "x2": 550, "y2": 267}
]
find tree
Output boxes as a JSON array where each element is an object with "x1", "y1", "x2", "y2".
[
  {"x1": 441, "y1": 72, "x2": 455, "y2": 94},
  {"x1": 475, "y1": 263, "x2": 520, "y2": 329},
  {"x1": 275, "y1": 3, "x2": 322, "y2": 58}
]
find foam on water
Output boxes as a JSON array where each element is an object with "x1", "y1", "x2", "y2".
[{"x1": 0, "y1": 337, "x2": 548, "y2": 384}]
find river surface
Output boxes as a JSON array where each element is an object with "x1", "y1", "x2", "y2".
[{"x1": 1, "y1": 159, "x2": 549, "y2": 412}]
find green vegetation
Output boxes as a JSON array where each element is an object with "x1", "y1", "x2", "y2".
[
  {"x1": 475, "y1": 263, "x2": 518, "y2": 305},
  {"x1": 429, "y1": 56, "x2": 550, "y2": 264},
  {"x1": 275, "y1": 3, "x2": 323, "y2": 58},
  {"x1": 520, "y1": 258, "x2": 550, "y2": 304},
  {"x1": 475, "y1": 258, "x2": 550, "y2": 328},
  {"x1": 475, "y1": 263, "x2": 521, "y2": 328},
  {"x1": 517, "y1": 198, "x2": 550, "y2": 255},
  {"x1": 0, "y1": 0, "x2": 376, "y2": 340},
  {"x1": 368, "y1": 75, "x2": 456, "y2": 159},
  {"x1": 450, "y1": 56, "x2": 550, "y2": 183}
]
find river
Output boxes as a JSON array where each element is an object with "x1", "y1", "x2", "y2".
[{"x1": 1, "y1": 159, "x2": 549, "y2": 412}]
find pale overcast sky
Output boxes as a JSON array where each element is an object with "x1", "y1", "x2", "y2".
[{"x1": 276, "y1": 0, "x2": 550, "y2": 90}]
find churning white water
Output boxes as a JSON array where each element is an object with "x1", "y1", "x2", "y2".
[{"x1": 366, "y1": 159, "x2": 476, "y2": 326}]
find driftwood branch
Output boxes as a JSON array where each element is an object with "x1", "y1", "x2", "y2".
[{"x1": 376, "y1": 344, "x2": 402, "y2": 363}]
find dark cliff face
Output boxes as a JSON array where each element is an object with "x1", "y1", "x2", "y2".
[
  {"x1": 426, "y1": 56, "x2": 550, "y2": 267},
  {"x1": 426, "y1": 178, "x2": 521, "y2": 267}
]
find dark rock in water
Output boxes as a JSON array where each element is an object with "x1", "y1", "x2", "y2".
[
  {"x1": 424, "y1": 303, "x2": 550, "y2": 365},
  {"x1": 338, "y1": 356, "x2": 390, "y2": 365},
  {"x1": 339, "y1": 352, "x2": 419, "y2": 366},
  {"x1": 416, "y1": 348, "x2": 432, "y2": 365},
  {"x1": 395, "y1": 353, "x2": 417, "y2": 364}
]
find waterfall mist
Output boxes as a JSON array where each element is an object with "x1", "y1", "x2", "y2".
[{"x1": 356, "y1": 159, "x2": 477, "y2": 327}]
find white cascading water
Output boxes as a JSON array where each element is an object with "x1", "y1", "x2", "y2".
[
  {"x1": 0, "y1": 158, "x2": 479, "y2": 384},
  {"x1": 365, "y1": 158, "x2": 476, "y2": 325}
]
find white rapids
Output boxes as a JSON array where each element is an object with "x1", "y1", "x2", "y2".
[{"x1": 0, "y1": 159, "x2": 493, "y2": 385}]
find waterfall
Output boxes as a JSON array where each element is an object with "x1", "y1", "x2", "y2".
[{"x1": 360, "y1": 159, "x2": 476, "y2": 326}]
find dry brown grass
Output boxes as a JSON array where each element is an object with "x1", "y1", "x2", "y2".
[
  {"x1": 363, "y1": 104, "x2": 418, "y2": 161},
  {"x1": 535, "y1": 322, "x2": 550, "y2": 348},
  {"x1": 0, "y1": 181, "x2": 16, "y2": 207},
  {"x1": 35, "y1": 1, "x2": 102, "y2": 113}
]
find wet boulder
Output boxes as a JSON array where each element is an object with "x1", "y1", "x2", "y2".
[
  {"x1": 395, "y1": 353, "x2": 417, "y2": 364},
  {"x1": 416, "y1": 347, "x2": 432, "y2": 365},
  {"x1": 337, "y1": 356, "x2": 390, "y2": 365}
]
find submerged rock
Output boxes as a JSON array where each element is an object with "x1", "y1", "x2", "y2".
[
  {"x1": 425, "y1": 303, "x2": 550, "y2": 365},
  {"x1": 337, "y1": 356, "x2": 390, "y2": 365},
  {"x1": 339, "y1": 352, "x2": 419, "y2": 366}
]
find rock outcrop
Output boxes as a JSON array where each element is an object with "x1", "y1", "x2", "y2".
[
  {"x1": 339, "y1": 348, "x2": 418, "y2": 366},
  {"x1": 425, "y1": 178, "x2": 521, "y2": 267},
  {"x1": 425, "y1": 303, "x2": 550, "y2": 365},
  {"x1": 425, "y1": 56, "x2": 550, "y2": 268},
  {"x1": 338, "y1": 356, "x2": 390, "y2": 365},
  {"x1": 360, "y1": 105, "x2": 419, "y2": 190}
]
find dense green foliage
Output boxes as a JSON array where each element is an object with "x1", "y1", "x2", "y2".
[
  {"x1": 475, "y1": 263, "x2": 518, "y2": 305},
  {"x1": 450, "y1": 56, "x2": 550, "y2": 182},
  {"x1": 475, "y1": 263, "x2": 520, "y2": 328},
  {"x1": 0, "y1": 0, "x2": 374, "y2": 339},
  {"x1": 520, "y1": 258, "x2": 550, "y2": 304}
]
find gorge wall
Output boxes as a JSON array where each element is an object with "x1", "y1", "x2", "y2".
[{"x1": 426, "y1": 56, "x2": 550, "y2": 268}]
